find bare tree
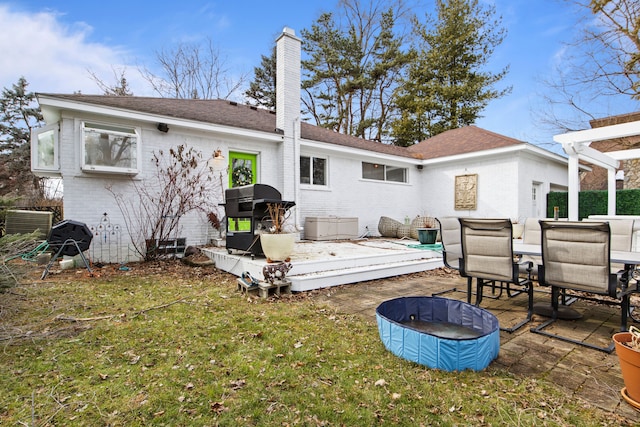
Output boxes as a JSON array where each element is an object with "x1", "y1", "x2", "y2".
[
  {"x1": 140, "y1": 37, "x2": 248, "y2": 100},
  {"x1": 538, "y1": 0, "x2": 640, "y2": 134},
  {"x1": 87, "y1": 67, "x2": 134, "y2": 96},
  {"x1": 107, "y1": 145, "x2": 223, "y2": 260}
]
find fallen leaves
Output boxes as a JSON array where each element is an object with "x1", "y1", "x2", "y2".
[
  {"x1": 210, "y1": 401, "x2": 228, "y2": 414},
  {"x1": 123, "y1": 350, "x2": 141, "y2": 365}
]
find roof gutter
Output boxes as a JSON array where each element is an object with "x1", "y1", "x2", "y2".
[
  {"x1": 300, "y1": 138, "x2": 422, "y2": 165},
  {"x1": 420, "y1": 143, "x2": 572, "y2": 167}
]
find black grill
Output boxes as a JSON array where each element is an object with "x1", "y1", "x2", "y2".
[{"x1": 223, "y1": 184, "x2": 295, "y2": 257}]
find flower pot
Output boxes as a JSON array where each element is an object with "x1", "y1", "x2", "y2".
[
  {"x1": 260, "y1": 233, "x2": 296, "y2": 263},
  {"x1": 417, "y1": 228, "x2": 438, "y2": 245},
  {"x1": 613, "y1": 331, "x2": 640, "y2": 409}
]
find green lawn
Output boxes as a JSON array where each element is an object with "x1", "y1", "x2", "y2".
[{"x1": 0, "y1": 262, "x2": 631, "y2": 426}]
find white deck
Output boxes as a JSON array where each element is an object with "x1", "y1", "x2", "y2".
[{"x1": 202, "y1": 238, "x2": 444, "y2": 292}]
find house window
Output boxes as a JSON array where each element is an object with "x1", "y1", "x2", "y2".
[
  {"x1": 362, "y1": 162, "x2": 407, "y2": 183},
  {"x1": 31, "y1": 123, "x2": 60, "y2": 175},
  {"x1": 300, "y1": 156, "x2": 326, "y2": 185},
  {"x1": 82, "y1": 122, "x2": 140, "y2": 174}
]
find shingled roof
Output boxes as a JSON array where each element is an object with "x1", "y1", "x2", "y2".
[
  {"x1": 407, "y1": 125, "x2": 525, "y2": 159},
  {"x1": 40, "y1": 94, "x2": 279, "y2": 134},
  {"x1": 39, "y1": 94, "x2": 535, "y2": 161},
  {"x1": 39, "y1": 94, "x2": 416, "y2": 159}
]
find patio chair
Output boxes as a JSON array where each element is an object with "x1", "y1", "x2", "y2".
[
  {"x1": 458, "y1": 218, "x2": 534, "y2": 332},
  {"x1": 431, "y1": 217, "x2": 464, "y2": 297},
  {"x1": 435, "y1": 216, "x2": 517, "y2": 300},
  {"x1": 530, "y1": 220, "x2": 636, "y2": 353},
  {"x1": 518, "y1": 217, "x2": 542, "y2": 279},
  {"x1": 435, "y1": 217, "x2": 461, "y2": 271}
]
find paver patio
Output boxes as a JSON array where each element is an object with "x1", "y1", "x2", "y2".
[{"x1": 310, "y1": 268, "x2": 640, "y2": 421}]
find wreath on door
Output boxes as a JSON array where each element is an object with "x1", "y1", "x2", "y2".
[{"x1": 232, "y1": 165, "x2": 253, "y2": 187}]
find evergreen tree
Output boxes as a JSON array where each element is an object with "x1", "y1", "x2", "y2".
[
  {"x1": 301, "y1": 1, "x2": 410, "y2": 142},
  {"x1": 392, "y1": 0, "x2": 510, "y2": 145},
  {"x1": 0, "y1": 77, "x2": 44, "y2": 199},
  {"x1": 244, "y1": 46, "x2": 277, "y2": 109}
]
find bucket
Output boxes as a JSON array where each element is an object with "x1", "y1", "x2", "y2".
[{"x1": 417, "y1": 228, "x2": 438, "y2": 244}]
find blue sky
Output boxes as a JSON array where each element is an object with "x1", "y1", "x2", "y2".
[{"x1": 1, "y1": 0, "x2": 637, "y2": 152}]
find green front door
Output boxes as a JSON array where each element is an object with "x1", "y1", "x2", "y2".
[
  {"x1": 229, "y1": 152, "x2": 257, "y2": 188},
  {"x1": 228, "y1": 152, "x2": 257, "y2": 233}
]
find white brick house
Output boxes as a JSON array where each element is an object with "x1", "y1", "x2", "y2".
[{"x1": 31, "y1": 27, "x2": 570, "y2": 263}]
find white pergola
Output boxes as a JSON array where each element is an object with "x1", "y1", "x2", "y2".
[{"x1": 553, "y1": 119, "x2": 640, "y2": 220}]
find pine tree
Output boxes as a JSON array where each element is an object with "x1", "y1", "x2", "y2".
[
  {"x1": 0, "y1": 77, "x2": 44, "y2": 199},
  {"x1": 301, "y1": 2, "x2": 410, "y2": 142},
  {"x1": 244, "y1": 46, "x2": 277, "y2": 109},
  {"x1": 392, "y1": 0, "x2": 510, "y2": 145}
]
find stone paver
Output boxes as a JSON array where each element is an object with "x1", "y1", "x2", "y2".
[{"x1": 311, "y1": 269, "x2": 640, "y2": 422}]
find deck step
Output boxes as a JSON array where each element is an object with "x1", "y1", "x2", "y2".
[{"x1": 288, "y1": 258, "x2": 443, "y2": 292}]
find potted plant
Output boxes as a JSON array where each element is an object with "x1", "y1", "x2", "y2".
[
  {"x1": 613, "y1": 325, "x2": 640, "y2": 409},
  {"x1": 259, "y1": 202, "x2": 297, "y2": 263}
]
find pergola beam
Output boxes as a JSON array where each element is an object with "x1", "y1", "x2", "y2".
[
  {"x1": 554, "y1": 121, "x2": 640, "y2": 145},
  {"x1": 554, "y1": 119, "x2": 640, "y2": 220}
]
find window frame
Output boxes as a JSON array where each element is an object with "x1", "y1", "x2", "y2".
[
  {"x1": 361, "y1": 161, "x2": 408, "y2": 183},
  {"x1": 31, "y1": 122, "x2": 60, "y2": 176},
  {"x1": 300, "y1": 155, "x2": 328, "y2": 187},
  {"x1": 81, "y1": 121, "x2": 141, "y2": 175}
]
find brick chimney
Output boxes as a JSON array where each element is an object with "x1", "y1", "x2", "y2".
[{"x1": 275, "y1": 27, "x2": 301, "y2": 201}]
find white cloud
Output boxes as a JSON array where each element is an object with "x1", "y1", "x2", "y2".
[{"x1": 0, "y1": 5, "x2": 149, "y2": 95}]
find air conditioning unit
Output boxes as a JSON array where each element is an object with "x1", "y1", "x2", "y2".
[{"x1": 5, "y1": 209, "x2": 53, "y2": 238}]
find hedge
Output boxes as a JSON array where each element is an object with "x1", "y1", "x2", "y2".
[{"x1": 547, "y1": 189, "x2": 640, "y2": 220}]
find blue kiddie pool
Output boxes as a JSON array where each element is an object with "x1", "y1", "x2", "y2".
[{"x1": 376, "y1": 296, "x2": 500, "y2": 371}]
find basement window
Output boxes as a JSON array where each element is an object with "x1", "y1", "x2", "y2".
[
  {"x1": 82, "y1": 121, "x2": 140, "y2": 174},
  {"x1": 362, "y1": 162, "x2": 407, "y2": 183}
]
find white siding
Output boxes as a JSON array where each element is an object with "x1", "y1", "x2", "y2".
[
  {"x1": 57, "y1": 113, "x2": 284, "y2": 263},
  {"x1": 420, "y1": 155, "x2": 518, "y2": 220},
  {"x1": 298, "y1": 149, "x2": 423, "y2": 237}
]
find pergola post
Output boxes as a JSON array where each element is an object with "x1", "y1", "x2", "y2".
[
  {"x1": 607, "y1": 168, "x2": 617, "y2": 215},
  {"x1": 555, "y1": 120, "x2": 640, "y2": 221},
  {"x1": 567, "y1": 153, "x2": 580, "y2": 221}
]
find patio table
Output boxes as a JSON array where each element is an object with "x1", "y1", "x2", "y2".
[
  {"x1": 513, "y1": 242, "x2": 640, "y2": 266},
  {"x1": 513, "y1": 241, "x2": 640, "y2": 320}
]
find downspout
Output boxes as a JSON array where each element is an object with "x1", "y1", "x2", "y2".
[{"x1": 293, "y1": 116, "x2": 301, "y2": 233}]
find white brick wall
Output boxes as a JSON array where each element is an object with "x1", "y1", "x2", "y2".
[
  {"x1": 57, "y1": 114, "x2": 285, "y2": 263},
  {"x1": 297, "y1": 147, "x2": 570, "y2": 238},
  {"x1": 55, "y1": 110, "x2": 569, "y2": 263}
]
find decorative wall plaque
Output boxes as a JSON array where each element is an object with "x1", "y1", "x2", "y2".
[{"x1": 455, "y1": 174, "x2": 477, "y2": 210}]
